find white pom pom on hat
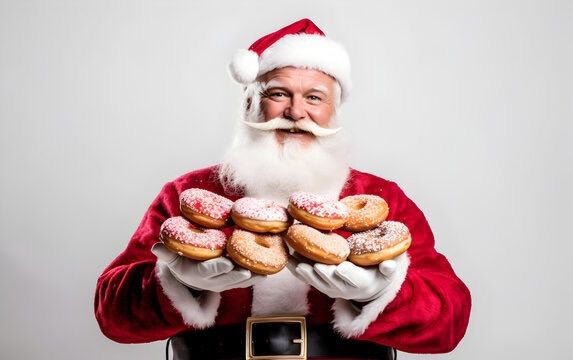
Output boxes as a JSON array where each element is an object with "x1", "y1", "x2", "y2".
[
  {"x1": 229, "y1": 49, "x2": 260, "y2": 84},
  {"x1": 228, "y1": 18, "x2": 352, "y2": 101}
]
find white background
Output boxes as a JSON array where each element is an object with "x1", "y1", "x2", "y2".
[{"x1": 1, "y1": 0, "x2": 572, "y2": 359}]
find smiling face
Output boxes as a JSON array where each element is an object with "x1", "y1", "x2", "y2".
[
  {"x1": 219, "y1": 67, "x2": 350, "y2": 202},
  {"x1": 259, "y1": 67, "x2": 338, "y2": 147}
]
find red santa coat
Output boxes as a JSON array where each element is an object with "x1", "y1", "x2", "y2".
[{"x1": 94, "y1": 165, "x2": 471, "y2": 353}]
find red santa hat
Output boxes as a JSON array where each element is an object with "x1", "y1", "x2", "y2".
[{"x1": 229, "y1": 18, "x2": 352, "y2": 101}]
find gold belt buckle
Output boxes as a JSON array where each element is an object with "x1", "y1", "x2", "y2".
[{"x1": 246, "y1": 315, "x2": 307, "y2": 360}]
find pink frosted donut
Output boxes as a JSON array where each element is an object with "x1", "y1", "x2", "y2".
[
  {"x1": 159, "y1": 216, "x2": 227, "y2": 260},
  {"x1": 287, "y1": 192, "x2": 349, "y2": 231},
  {"x1": 180, "y1": 188, "x2": 234, "y2": 228},
  {"x1": 231, "y1": 197, "x2": 292, "y2": 233}
]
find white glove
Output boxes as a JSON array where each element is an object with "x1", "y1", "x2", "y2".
[
  {"x1": 152, "y1": 243, "x2": 266, "y2": 292},
  {"x1": 287, "y1": 254, "x2": 402, "y2": 302}
]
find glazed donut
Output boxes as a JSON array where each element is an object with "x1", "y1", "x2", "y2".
[
  {"x1": 341, "y1": 195, "x2": 389, "y2": 232},
  {"x1": 347, "y1": 221, "x2": 411, "y2": 266},
  {"x1": 231, "y1": 197, "x2": 292, "y2": 234},
  {"x1": 226, "y1": 229, "x2": 288, "y2": 275},
  {"x1": 287, "y1": 192, "x2": 349, "y2": 231},
  {"x1": 180, "y1": 188, "x2": 234, "y2": 229},
  {"x1": 159, "y1": 216, "x2": 227, "y2": 260},
  {"x1": 285, "y1": 224, "x2": 350, "y2": 265}
]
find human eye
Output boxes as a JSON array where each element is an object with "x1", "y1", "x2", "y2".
[
  {"x1": 307, "y1": 94, "x2": 322, "y2": 102},
  {"x1": 264, "y1": 89, "x2": 288, "y2": 100}
]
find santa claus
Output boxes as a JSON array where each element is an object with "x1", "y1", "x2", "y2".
[{"x1": 95, "y1": 19, "x2": 471, "y2": 360}]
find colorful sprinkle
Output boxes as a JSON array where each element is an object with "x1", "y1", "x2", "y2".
[
  {"x1": 180, "y1": 188, "x2": 234, "y2": 220},
  {"x1": 232, "y1": 197, "x2": 289, "y2": 221},
  {"x1": 289, "y1": 192, "x2": 348, "y2": 219},
  {"x1": 347, "y1": 221, "x2": 409, "y2": 255},
  {"x1": 160, "y1": 216, "x2": 226, "y2": 249}
]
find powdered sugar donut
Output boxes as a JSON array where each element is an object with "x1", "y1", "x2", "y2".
[
  {"x1": 180, "y1": 188, "x2": 234, "y2": 229},
  {"x1": 226, "y1": 229, "x2": 288, "y2": 275},
  {"x1": 288, "y1": 192, "x2": 349, "y2": 231},
  {"x1": 347, "y1": 221, "x2": 411, "y2": 266},
  {"x1": 341, "y1": 194, "x2": 389, "y2": 232},
  {"x1": 285, "y1": 224, "x2": 350, "y2": 265},
  {"x1": 231, "y1": 197, "x2": 292, "y2": 233},
  {"x1": 159, "y1": 216, "x2": 227, "y2": 260}
]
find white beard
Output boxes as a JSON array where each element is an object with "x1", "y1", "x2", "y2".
[
  {"x1": 218, "y1": 84, "x2": 351, "y2": 316},
  {"x1": 219, "y1": 85, "x2": 350, "y2": 205}
]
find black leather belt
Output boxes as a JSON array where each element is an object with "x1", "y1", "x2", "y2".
[{"x1": 170, "y1": 316, "x2": 394, "y2": 359}]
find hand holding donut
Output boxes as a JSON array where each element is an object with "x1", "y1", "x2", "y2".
[
  {"x1": 159, "y1": 188, "x2": 235, "y2": 261},
  {"x1": 286, "y1": 192, "x2": 410, "y2": 266},
  {"x1": 152, "y1": 243, "x2": 266, "y2": 292},
  {"x1": 287, "y1": 253, "x2": 407, "y2": 302}
]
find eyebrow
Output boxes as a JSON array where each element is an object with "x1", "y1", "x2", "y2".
[
  {"x1": 309, "y1": 85, "x2": 329, "y2": 96},
  {"x1": 262, "y1": 80, "x2": 285, "y2": 90}
]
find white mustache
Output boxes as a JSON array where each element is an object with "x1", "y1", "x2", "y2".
[{"x1": 242, "y1": 118, "x2": 341, "y2": 137}]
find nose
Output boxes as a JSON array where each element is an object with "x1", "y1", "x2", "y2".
[{"x1": 284, "y1": 95, "x2": 307, "y2": 121}]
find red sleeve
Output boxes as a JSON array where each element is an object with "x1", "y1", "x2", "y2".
[
  {"x1": 358, "y1": 180, "x2": 472, "y2": 353},
  {"x1": 94, "y1": 182, "x2": 190, "y2": 343}
]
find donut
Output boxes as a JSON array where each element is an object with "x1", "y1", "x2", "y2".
[
  {"x1": 347, "y1": 221, "x2": 411, "y2": 266},
  {"x1": 287, "y1": 192, "x2": 349, "y2": 231},
  {"x1": 341, "y1": 195, "x2": 389, "y2": 232},
  {"x1": 284, "y1": 224, "x2": 350, "y2": 265},
  {"x1": 159, "y1": 216, "x2": 227, "y2": 260},
  {"x1": 180, "y1": 188, "x2": 234, "y2": 229},
  {"x1": 231, "y1": 197, "x2": 292, "y2": 234},
  {"x1": 226, "y1": 229, "x2": 288, "y2": 275}
]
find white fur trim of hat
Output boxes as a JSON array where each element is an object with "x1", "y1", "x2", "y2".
[{"x1": 228, "y1": 19, "x2": 351, "y2": 101}]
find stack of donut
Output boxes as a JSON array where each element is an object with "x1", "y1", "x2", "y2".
[
  {"x1": 341, "y1": 195, "x2": 411, "y2": 266},
  {"x1": 285, "y1": 192, "x2": 411, "y2": 266},
  {"x1": 158, "y1": 188, "x2": 411, "y2": 273},
  {"x1": 159, "y1": 188, "x2": 234, "y2": 261},
  {"x1": 285, "y1": 192, "x2": 351, "y2": 265},
  {"x1": 159, "y1": 189, "x2": 290, "y2": 275},
  {"x1": 227, "y1": 198, "x2": 291, "y2": 275}
]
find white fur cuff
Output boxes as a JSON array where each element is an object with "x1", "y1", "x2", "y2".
[
  {"x1": 331, "y1": 253, "x2": 411, "y2": 338},
  {"x1": 155, "y1": 262, "x2": 221, "y2": 329}
]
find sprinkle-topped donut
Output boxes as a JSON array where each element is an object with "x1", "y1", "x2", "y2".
[
  {"x1": 288, "y1": 192, "x2": 349, "y2": 231},
  {"x1": 226, "y1": 229, "x2": 288, "y2": 275},
  {"x1": 231, "y1": 197, "x2": 292, "y2": 233},
  {"x1": 347, "y1": 221, "x2": 411, "y2": 266},
  {"x1": 159, "y1": 216, "x2": 227, "y2": 260},
  {"x1": 180, "y1": 188, "x2": 234, "y2": 228},
  {"x1": 289, "y1": 192, "x2": 349, "y2": 218},
  {"x1": 233, "y1": 198, "x2": 289, "y2": 221}
]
